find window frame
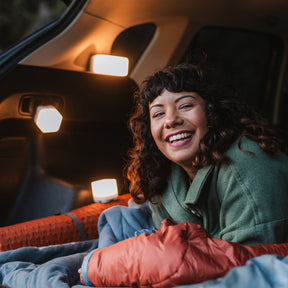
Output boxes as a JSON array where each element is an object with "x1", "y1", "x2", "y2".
[{"x1": 0, "y1": 0, "x2": 87, "y2": 80}]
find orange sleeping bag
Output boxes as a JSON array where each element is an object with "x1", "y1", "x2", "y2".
[
  {"x1": 81, "y1": 219, "x2": 288, "y2": 287},
  {"x1": 0, "y1": 194, "x2": 130, "y2": 251}
]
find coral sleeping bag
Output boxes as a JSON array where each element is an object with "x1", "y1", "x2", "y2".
[{"x1": 80, "y1": 219, "x2": 288, "y2": 287}]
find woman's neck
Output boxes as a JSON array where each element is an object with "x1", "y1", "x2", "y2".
[{"x1": 184, "y1": 167, "x2": 197, "y2": 180}]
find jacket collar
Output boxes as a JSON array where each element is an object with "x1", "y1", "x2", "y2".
[{"x1": 184, "y1": 164, "x2": 214, "y2": 205}]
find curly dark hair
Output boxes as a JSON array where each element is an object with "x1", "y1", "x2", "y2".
[{"x1": 125, "y1": 63, "x2": 287, "y2": 203}]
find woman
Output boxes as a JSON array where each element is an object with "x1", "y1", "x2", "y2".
[
  {"x1": 126, "y1": 63, "x2": 288, "y2": 245},
  {"x1": 79, "y1": 63, "x2": 288, "y2": 287}
]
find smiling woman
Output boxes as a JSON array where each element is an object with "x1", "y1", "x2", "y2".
[
  {"x1": 0, "y1": 1, "x2": 288, "y2": 287},
  {"x1": 126, "y1": 62, "x2": 288, "y2": 245},
  {"x1": 149, "y1": 90, "x2": 207, "y2": 179}
]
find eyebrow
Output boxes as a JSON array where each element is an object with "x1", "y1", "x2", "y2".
[
  {"x1": 175, "y1": 95, "x2": 197, "y2": 103},
  {"x1": 149, "y1": 95, "x2": 197, "y2": 110}
]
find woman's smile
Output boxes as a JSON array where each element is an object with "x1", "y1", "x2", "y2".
[{"x1": 166, "y1": 131, "x2": 194, "y2": 147}]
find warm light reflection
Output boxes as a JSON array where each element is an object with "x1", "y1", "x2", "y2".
[
  {"x1": 90, "y1": 55, "x2": 129, "y2": 76},
  {"x1": 91, "y1": 179, "x2": 118, "y2": 203},
  {"x1": 34, "y1": 105, "x2": 63, "y2": 133}
]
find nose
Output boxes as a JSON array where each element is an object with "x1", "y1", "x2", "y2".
[{"x1": 164, "y1": 111, "x2": 183, "y2": 128}]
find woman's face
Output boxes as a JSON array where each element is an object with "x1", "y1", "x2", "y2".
[{"x1": 149, "y1": 89, "x2": 208, "y2": 176}]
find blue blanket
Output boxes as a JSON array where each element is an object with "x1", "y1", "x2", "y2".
[
  {"x1": 0, "y1": 203, "x2": 154, "y2": 288},
  {"x1": 177, "y1": 254, "x2": 288, "y2": 288}
]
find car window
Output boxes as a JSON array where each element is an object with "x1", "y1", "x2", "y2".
[
  {"x1": 111, "y1": 23, "x2": 156, "y2": 73},
  {"x1": 0, "y1": 0, "x2": 68, "y2": 54},
  {"x1": 183, "y1": 27, "x2": 284, "y2": 122},
  {"x1": 279, "y1": 62, "x2": 288, "y2": 131}
]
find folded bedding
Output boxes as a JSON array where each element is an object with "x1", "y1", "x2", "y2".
[
  {"x1": 1, "y1": 201, "x2": 288, "y2": 288},
  {"x1": 80, "y1": 219, "x2": 288, "y2": 287},
  {"x1": 0, "y1": 203, "x2": 154, "y2": 288}
]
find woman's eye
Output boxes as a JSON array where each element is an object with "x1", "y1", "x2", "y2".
[
  {"x1": 152, "y1": 111, "x2": 164, "y2": 118},
  {"x1": 179, "y1": 103, "x2": 194, "y2": 109}
]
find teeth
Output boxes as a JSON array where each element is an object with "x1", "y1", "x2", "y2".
[{"x1": 169, "y1": 132, "x2": 191, "y2": 143}]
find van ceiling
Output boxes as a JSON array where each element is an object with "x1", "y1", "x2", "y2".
[
  {"x1": 21, "y1": 0, "x2": 288, "y2": 84},
  {"x1": 85, "y1": 0, "x2": 288, "y2": 34}
]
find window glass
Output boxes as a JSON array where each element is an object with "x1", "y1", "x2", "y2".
[
  {"x1": 279, "y1": 62, "x2": 288, "y2": 131},
  {"x1": 111, "y1": 23, "x2": 156, "y2": 73},
  {"x1": 182, "y1": 27, "x2": 283, "y2": 121},
  {"x1": 0, "y1": 0, "x2": 68, "y2": 53}
]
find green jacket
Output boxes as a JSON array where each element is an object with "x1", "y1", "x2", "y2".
[{"x1": 149, "y1": 138, "x2": 288, "y2": 245}]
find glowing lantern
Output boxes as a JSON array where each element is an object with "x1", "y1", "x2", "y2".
[
  {"x1": 90, "y1": 54, "x2": 129, "y2": 76},
  {"x1": 34, "y1": 105, "x2": 63, "y2": 133},
  {"x1": 91, "y1": 178, "x2": 118, "y2": 203}
]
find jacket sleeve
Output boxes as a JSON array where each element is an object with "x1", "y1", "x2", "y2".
[
  {"x1": 80, "y1": 219, "x2": 288, "y2": 287},
  {"x1": 217, "y1": 139, "x2": 288, "y2": 245}
]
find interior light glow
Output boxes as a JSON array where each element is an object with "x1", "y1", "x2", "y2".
[
  {"x1": 34, "y1": 105, "x2": 63, "y2": 133},
  {"x1": 90, "y1": 54, "x2": 129, "y2": 76},
  {"x1": 91, "y1": 178, "x2": 118, "y2": 203}
]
